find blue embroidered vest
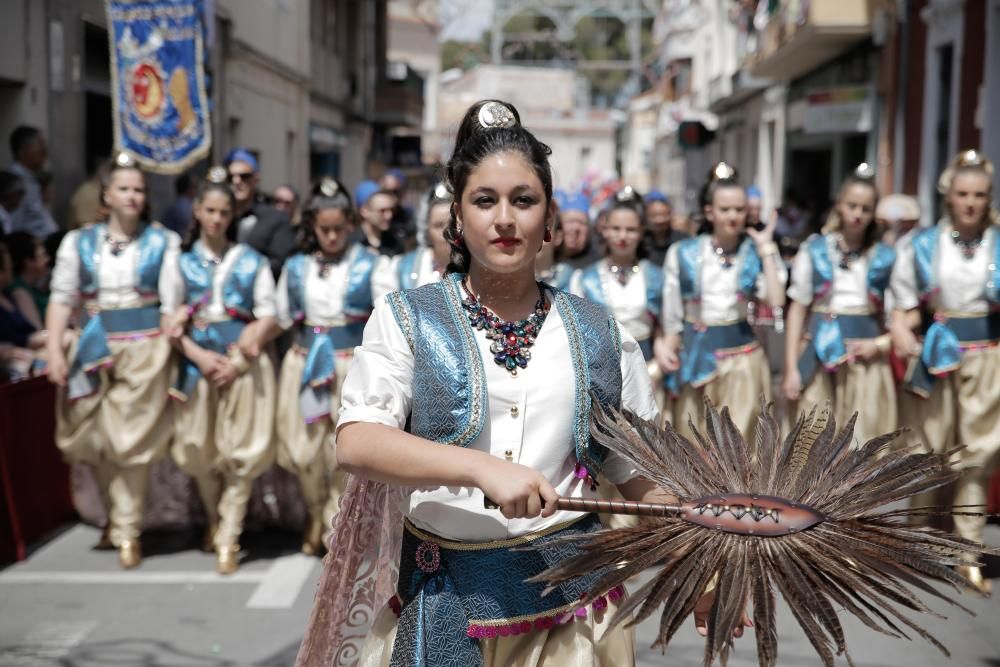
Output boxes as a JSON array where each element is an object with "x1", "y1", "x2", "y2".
[
  {"x1": 179, "y1": 242, "x2": 266, "y2": 320},
  {"x1": 78, "y1": 223, "x2": 169, "y2": 297},
  {"x1": 576, "y1": 259, "x2": 663, "y2": 318},
  {"x1": 386, "y1": 273, "x2": 622, "y2": 478},
  {"x1": 797, "y1": 235, "x2": 895, "y2": 384},
  {"x1": 675, "y1": 234, "x2": 761, "y2": 304},
  {"x1": 396, "y1": 249, "x2": 424, "y2": 291},
  {"x1": 284, "y1": 244, "x2": 378, "y2": 323}
]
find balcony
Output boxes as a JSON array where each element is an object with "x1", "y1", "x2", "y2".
[
  {"x1": 745, "y1": 0, "x2": 873, "y2": 81},
  {"x1": 372, "y1": 62, "x2": 425, "y2": 128}
]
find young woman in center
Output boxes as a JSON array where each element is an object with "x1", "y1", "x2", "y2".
[
  {"x1": 296, "y1": 100, "x2": 747, "y2": 666},
  {"x1": 783, "y1": 167, "x2": 897, "y2": 446},
  {"x1": 275, "y1": 177, "x2": 380, "y2": 556},
  {"x1": 162, "y1": 170, "x2": 281, "y2": 574},
  {"x1": 656, "y1": 165, "x2": 786, "y2": 440}
]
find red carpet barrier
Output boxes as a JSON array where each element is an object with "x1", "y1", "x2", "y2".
[{"x1": 0, "y1": 377, "x2": 74, "y2": 563}]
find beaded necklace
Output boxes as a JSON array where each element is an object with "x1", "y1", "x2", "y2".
[{"x1": 461, "y1": 279, "x2": 550, "y2": 377}]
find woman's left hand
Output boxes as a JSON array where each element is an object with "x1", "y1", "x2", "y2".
[
  {"x1": 847, "y1": 339, "x2": 880, "y2": 362},
  {"x1": 209, "y1": 358, "x2": 241, "y2": 388},
  {"x1": 237, "y1": 325, "x2": 261, "y2": 359},
  {"x1": 693, "y1": 590, "x2": 752, "y2": 638},
  {"x1": 746, "y1": 207, "x2": 778, "y2": 246}
]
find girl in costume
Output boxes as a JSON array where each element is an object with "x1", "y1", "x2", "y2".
[
  {"x1": 656, "y1": 163, "x2": 786, "y2": 439},
  {"x1": 889, "y1": 149, "x2": 1000, "y2": 594},
  {"x1": 295, "y1": 100, "x2": 747, "y2": 667},
  {"x1": 275, "y1": 177, "x2": 380, "y2": 556},
  {"x1": 371, "y1": 183, "x2": 452, "y2": 300},
  {"x1": 783, "y1": 166, "x2": 897, "y2": 446},
  {"x1": 162, "y1": 170, "x2": 281, "y2": 574},
  {"x1": 45, "y1": 153, "x2": 180, "y2": 568},
  {"x1": 570, "y1": 187, "x2": 663, "y2": 364},
  {"x1": 534, "y1": 209, "x2": 573, "y2": 290}
]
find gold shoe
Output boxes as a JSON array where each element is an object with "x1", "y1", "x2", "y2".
[
  {"x1": 94, "y1": 525, "x2": 114, "y2": 551},
  {"x1": 216, "y1": 545, "x2": 240, "y2": 575},
  {"x1": 957, "y1": 565, "x2": 993, "y2": 596},
  {"x1": 301, "y1": 518, "x2": 324, "y2": 557},
  {"x1": 118, "y1": 540, "x2": 142, "y2": 569},
  {"x1": 200, "y1": 522, "x2": 218, "y2": 553}
]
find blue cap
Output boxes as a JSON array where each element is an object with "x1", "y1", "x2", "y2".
[
  {"x1": 553, "y1": 189, "x2": 570, "y2": 210},
  {"x1": 562, "y1": 192, "x2": 590, "y2": 215},
  {"x1": 224, "y1": 148, "x2": 259, "y2": 172},
  {"x1": 645, "y1": 189, "x2": 670, "y2": 204},
  {"x1": 746, "y1": 185, "x2": 762, "y2": 200},
  {"x1": 386, "y1": 168, "x2": 406, "y2": 186},
  {"x1": 355, "y1": 180, "x2": 380, "y2": 207}
]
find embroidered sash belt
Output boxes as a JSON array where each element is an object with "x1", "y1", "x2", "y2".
[
  {"x1": 388, "y1": 514, "x2": 623, "y2": 667},
  {"x1": 906, "y1": 312, "x2": 1000, "y2": 397},
  {"x1": 170, "y1": 319, "x2": 247, "y2": 401},
  {"x1": 68, "y1": 305, "x2": 162, "y2": 400},
  {"x1": 667, "y1": 320, "x2": 758, "y2": 393},
  {"x1": 798, "y1": 313, "x2": 883, "y2": 387},
  {"x1": 293, "y1": 322, "x2": 365, "y2": 424}
]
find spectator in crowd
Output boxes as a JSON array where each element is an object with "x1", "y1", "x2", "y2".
[
  {"x1": 876, "y1": 194, "x2": 922, "y2": 247},
  {"x1": 225, "y1": 148, "x2": 298, "y2": 278},
  {"x1": 271, "y1": 184, "x2": 300, "y2": 225},
  {"x1": 380, "y1": 168, "x2": 416, "y2": 251},
  {"x1": 352, "y1": 180, "x2": 401, "y2": 256},
  {"x1": 7, "y1": 126, "x2": 57, "y2": 239},
  {"x1": 162, "y1": 171, "x2": 198, "y2": 237},
  {"x1": 5, "y1": 231, "x2": 50, "y2": 329},
  {"x1": 67, "y1": 157, "x2": 110, "y2": 229},
  {"x1": 0, "y1": 242, "x2": 45, "y2": 381},
  {"x1": 643, "y1": 189, "x2": 688, "y2": 266},
  {"x1": 0, "y1": 170, "x2": 26, "y2": 237},
  {"x1": 559, "y1": 191, "x2": 601, "y2": 268},
  {"x1": 746, "y1": 185, "x2": 763, "y2": 230}
]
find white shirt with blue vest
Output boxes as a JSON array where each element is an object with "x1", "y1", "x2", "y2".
[
  {"x1": 371, "y1": 248, "x2": 443, "y2": 301},
  {"x1": 338, "y1": 278, "x2": 659, "y2": 543}
]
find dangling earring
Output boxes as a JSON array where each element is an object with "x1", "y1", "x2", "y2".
[
  {"x1": 543, "y1": 227, "x2": 552, "y2": 243},
  {"x1": 452, "y1": 228, "x2": 464, "y2": 247}
]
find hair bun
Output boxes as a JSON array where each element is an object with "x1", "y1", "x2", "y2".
[
  {"x1": 207, "y1": 166, "x2": 228, "y2": 184},
  {"x1": 853, "y1": 162, "x2": 876, "y2": 180}
]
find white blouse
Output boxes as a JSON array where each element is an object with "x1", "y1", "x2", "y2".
[
  {"x1": 787, "y1": 235, "x2": 874, "y2": 311},
  {"x1": 890, "y1": 224, "x2": 996, "y2": 314},
  {"x1": 50, "y1": 226, "x2": 182, "y2": 311},
  {"x1": 275, "y1": 254, "x2": 364, "y2": 329},
  {"x1": 160, "y1": 243, "x2": 277, "y2": 320},
  {"x1": 569, "y1": 262, "x2": 654, "y2": 342},
  {"x1": 661, "y1": 236, "x2": 786, "y2": 334},
  {"x1": 371, "y1": 249, "x2": 443, "y2": 301},
  {"x1": 338, "y1": 292, "x2": 659, "y2": 542}
]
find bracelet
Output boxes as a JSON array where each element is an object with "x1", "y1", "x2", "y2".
[{"x1": 756, "y1": 241, "x2": 779, "y2": 257}]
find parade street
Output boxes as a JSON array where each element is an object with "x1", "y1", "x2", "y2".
[{"x1": 0, "y1": 521, "x2": 997, "y2": 667}]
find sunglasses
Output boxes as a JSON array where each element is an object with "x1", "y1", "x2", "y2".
[{"x1": 228, "y1": 170, "x2": 255, "y2": 183}]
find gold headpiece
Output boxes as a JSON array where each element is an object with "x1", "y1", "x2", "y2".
[
  {"x1": 477, "y1": 101, "x2": 517, "y2": 130},
  {"x1": 938, "y1": 149, "x2": 995, "y2": 194},
  {"x1": 853, "y1": 162, "x2": 876, "y2": 180},
  {"x1": 113, "y1": 151, "x2": 137, "y2": 169},
  {"x1": 319, "y1": 177, "x2": 340, "y2": 198},
  {"x1": 207, "y1": 166, "x2": 228, "y2": 184},
  {"x1": 432, "y1": 182, "x2": 451, "y2": 201},
  {"x1": 711, "y1": 162, "x2": 737, "y2": 181},
  {"x1": 615, "y1": 185, "x2": 639, "y2": 203}
]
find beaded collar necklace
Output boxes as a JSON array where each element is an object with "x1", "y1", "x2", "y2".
[{"x1": 460, "y1": 278, "x2": 550, "y2": 377}]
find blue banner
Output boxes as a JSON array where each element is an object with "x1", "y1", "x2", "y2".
[{"x1": 106, "y1": 0, "x2": 212, "y2": 174}]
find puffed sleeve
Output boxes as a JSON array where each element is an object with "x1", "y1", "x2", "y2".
[
  {"x1": 568, "y1": 269, "x2": 584, "y2": 298},
  {"x1": 252, "y1": 264, "x2": 277, "y2": 319},
  {"x1": 603, "y1": 326, "x2": 660, "y2": 485},
  {"x1": 49, "y1": 231, "x2": 82, "y2": 308},
  {"x1": 754, "y1": 252, "x2": 789, "y2": 301},
  {"x1": 785, "y1": 244, "x2": 814, "y2": 306},
  {"x1": 157, "y1": 232, "x2": 184, "y2": 314},
  {"x1": 275, "y1": 266, "x2": 293, "y2": 330},
  {"x1": 890, "y1": 242, "x2": 920, "y2": 311},
  {"x1": 370, "y1": 255, "x2": 400, "y2": 301},
  {"x1": 337, "y1": 295, "x2": 415, "y2": 430},
  {"x1": 661, "y1": 244, "x2": 684, "y2": 335}
]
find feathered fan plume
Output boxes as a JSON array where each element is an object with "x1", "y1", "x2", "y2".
[{"x1": 533, "y1": 398, "x2": 997, "y2": 667}]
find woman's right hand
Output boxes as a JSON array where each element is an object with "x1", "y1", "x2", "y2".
[
  {"x1": 45, "y1": 348, "x2": 68, "y2": 386},
  {"x1": 476, "y1": 457, "x2": 559, "y2": 520},
  {"x1": 653, "y1": 335, "x2": 681, "y2": 373},
  {"x1": 891, "y1": 327, "x2": 921, "y2": 361},
  {"x1": 782, "y1": 367, "x2": 802, "y2": 401},
  {"x1": 194, "y1": 349, "x2": 227, "y2": 379}
]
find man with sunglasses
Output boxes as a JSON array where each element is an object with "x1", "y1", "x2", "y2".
[{"x1": 225, "y1": 148, "x2": 297, "y2": 278}]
